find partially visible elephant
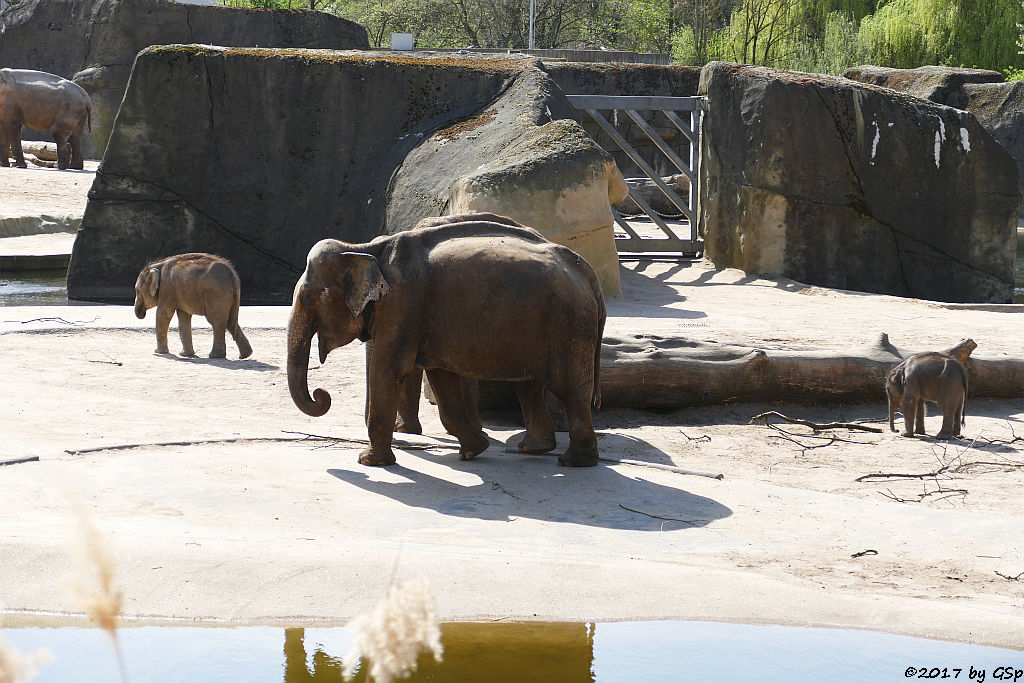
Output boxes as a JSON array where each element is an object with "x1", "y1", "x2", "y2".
[
  {"x1": 886, "y1": 351, "x2": 967, "y2": 439},
  {"x1": 287, "y1": 219, "x2": 606, "y2": 467},
  {"x1": 0, "y1": 69, "x2": 92, "y2": 171},
  {"x1": 134, "y1": 253, "x2": 253, "y2": 360}
]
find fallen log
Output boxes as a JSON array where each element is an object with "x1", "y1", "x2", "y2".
[{"x1": 597, "y1": 333, "x2": 1024, "y2": 409}]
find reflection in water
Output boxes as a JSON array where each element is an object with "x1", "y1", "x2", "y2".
[
  {"x1": 283, "y1": 623, "x2": 595, "y2": 682},
  {"x1": 284, "y1": 628, "x2": 346, "y2": 682},
  {"x1": 2, "y1": 620, "x2": 1020, "y2": 682}
]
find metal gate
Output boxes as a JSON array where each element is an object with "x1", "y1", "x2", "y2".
[{"x1": 566, "y1": 95, "x2": 706, "y2": 256}]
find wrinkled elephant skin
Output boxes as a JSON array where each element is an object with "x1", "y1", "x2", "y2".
[{"x1": 287, "y1": 220, "x2": 606, "y2": 468}]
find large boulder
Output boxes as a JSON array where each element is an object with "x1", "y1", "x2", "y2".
[
  {"x1": 0, "y1": 0, "x2": 368, "y2": 157},
  {"x1": 698, "y1": 61, "x2": 1019, "y2": 304},
  {"x1": 845, "y1": 66, "x2": 1024, "y2": 218},
  {"x1": 387, "y1": 66, "x2": 627, "y2": 296},
  {"x1": 67, "y1": 48, "x2": 626, "y2": 303},
  {"x1": 842, "y1": 65, "x2": 1005, "y2": 109}
]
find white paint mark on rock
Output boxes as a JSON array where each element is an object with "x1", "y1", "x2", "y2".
[
  {"x1": 960, "y1": 127, "x2": 971, "y2": 152},
  {"x1": 870, "y1": 119, "x2": 881, "y2": 165},
  {"x1": 934, "y1": 117, "x2": 946, "y2": 169}
]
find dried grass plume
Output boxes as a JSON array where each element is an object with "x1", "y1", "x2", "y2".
[
  {"x1": 0, "y1": 628, "x2": 52, "y2": 683},
  {"x1": 343, "y1": 578, "x2": 444, "y2": 683}
]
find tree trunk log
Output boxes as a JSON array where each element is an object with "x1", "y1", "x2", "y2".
[{"x1": 597, "y1": 333, "x2": 1023, "y2": 409}]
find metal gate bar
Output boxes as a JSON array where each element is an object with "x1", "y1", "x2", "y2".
[{"x1": 566, "y1": 95, "x2": 706, "y2": 256}]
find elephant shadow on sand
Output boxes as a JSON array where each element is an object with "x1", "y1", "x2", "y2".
[{"x1": 327, "y1": 433, "x2": 731, "y2": 532}]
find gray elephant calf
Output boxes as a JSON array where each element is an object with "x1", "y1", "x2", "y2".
[
  {"x1": 886, "y1": 352, "x2": 967, "y2": 439},
  {"x1": 134, "y1": 253, "x2": 252, "y2": 359}
]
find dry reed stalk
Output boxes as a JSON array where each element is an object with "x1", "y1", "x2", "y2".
[
  {"x1": 342, "y1": 579, "x2": 444, "y2": 683},
  {"x1": 69, "y1": 500, "x2": 127, "y2": 682},
  {"x1": 0, "y1": 631, "x2": 52, "y2": 683}
]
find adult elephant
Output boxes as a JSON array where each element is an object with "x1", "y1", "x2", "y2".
[
  {"x1": 0, "y1": 69, "x2": 92, "y2": 170},
  {"x1": 287, "y1": 219, "x2": 606, "y2": 467}
]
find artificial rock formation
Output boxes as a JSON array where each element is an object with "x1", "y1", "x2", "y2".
[
  {"x1": 0, "y1": 0, "x2": 368, "y2": 157},
  {"x1": 845, "y1": 65, "x2": 1024, "y2": 217},
  {"x1": 698, "y1": 61, "x2": 1019, "y2": 304},
  {"x1": 68, "y1": 48, "x2": 626, "y2": 302}
]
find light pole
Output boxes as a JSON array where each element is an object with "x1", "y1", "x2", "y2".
[{"x1": 529, "y1": 0, "x2": 535, "y2": 49}]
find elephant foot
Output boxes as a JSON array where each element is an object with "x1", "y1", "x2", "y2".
[
  {"x1": 517, "y1": 432, "x2": 557, "y2": 454},
  {"x1": 180, "y1": 350, "x2": 197, "y2": 358},
  {"x1": 394, "y1": 416, "x2": 422, "y2": 435},
  {"x1": 155, "y1": 348, "x2": 171, "y2": 355},
  {"x1": 900, "y1": 431, "x2": 915, "y2": 438},
  {"x1": 358, "y1": 446, "x2": 396, "y2": 467},
  {"x1": 459, "y1": 431, "x2": 490, "y2": 461},
  {"x1": 558, "y1": 445, "x2": 599, "y2": 467},
  {"x1": 15, "y1": 162, "x2": 27, "y2": 169},
  {"x1": 208, "y1": 349, "x2": 227, "y2": 359},
  {"x1": 238, "y1": 346, "x2": 253, "y2": 360},
  {"x1": 935, "y1": 431, "x2": 955, "y2": 440}
]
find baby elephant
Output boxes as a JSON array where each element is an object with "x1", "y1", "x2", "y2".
[
  {"x1": 134, "y1": 253, "x2": 252, "y2": 359},
  {"x1": 886, "y1": 352, "x2": 967, "y2": 439}
]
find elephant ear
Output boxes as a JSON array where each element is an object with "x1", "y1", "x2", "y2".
[
  {"x1": 146, "y1": 267, "x2": 160, "y2": 299},
  {"x1": 340, "y1": 252, "x2": 390, "y2": 316},
  {"x1": 889, "y1": 365, "x2": 905, "y2": 393}
]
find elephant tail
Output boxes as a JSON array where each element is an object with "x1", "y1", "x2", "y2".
[{"x1": 592, "y1": 274, "x2": 606, "y2": 412}]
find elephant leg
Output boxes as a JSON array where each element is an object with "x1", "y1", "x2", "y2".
[
  {"x1": 361, "y1": 358, "x2": 401, "y2": 466},
  {"x1": 154, "y1": 307, "x2": 173, "y2": 354},
  {"x1": 177, "y1": 311, "x2": 196, "y2": 357},
  {"x1": 548, "y1": 363, "x2": 599, "y2": 467},
  {"x1": 426, "y1": 368, "x2": 489, "y2": 460},
  {"x1": 0, "y1": 129, "x2": 9, "y2": 167},
  {"x1": 231, "y1": 324, "x2": 252, "y2": 359},
  {"x1": 899, "y1": 395, "x2": 917, "y2": 437},
  {"x1": 461, "y1": 377, "x2": 483, "y2": 435},
  {"x1": 915, "y1": 400, "x2": 927, "y2": 435},
  {"x1": 208, "y1": 315, "x2": 228, "y2": 359},
  {"x1": 53, "y1": 131, "x2": 70, "y2": 170},
  {"x1": 8, "y1": 130, "x2": 26, "y2": 169},
  {"x1": 68, "y1": 128, "x2": 85, "y2": 170},
  {"x1": 395, "y1": 367, "x2": 423, "y2": 434},
  {"x1": 514, "y1": 380, "x2": 557, "y2": 454},
  {"x1": 936, "y1": 408, "x2": 956, "y2": 440}
]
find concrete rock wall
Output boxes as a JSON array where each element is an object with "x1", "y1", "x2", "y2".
[
  {"x1": 0, "y1": 0, "x2": 368, "y2": 157},
  {"x1": 845, "y1": 65, "x2": 1024, "y2": 218},
  {"x1": 698, "y1": 62, "x2": 1019, "y2": 304},
  {"x1": 68, "y1": 48, "x2": 625, "y2": 303}
]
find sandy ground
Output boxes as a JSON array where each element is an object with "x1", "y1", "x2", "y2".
[
  {"x1": 1, "y1": 167, "x2": 1024, "y2": 650},
  {"x1": 0, "y1": 162, "x2": 99, "y2": 236}
]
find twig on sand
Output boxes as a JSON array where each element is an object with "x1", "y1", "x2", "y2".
[
  {"x1": 618, "y1": 504, "x2": 701, "y2": 528},
  {"x1": 749, "y1": 411, "x2": 883, "y2": 433},
  {"x1": 5, "y1": 316, "x2": 99, "y2": 326},
  {"x1": 86, "y1": 350, "x2": 122, "y2": 366},
  {"x1": 64, "y1": 432, "x2": 451, "y2": 455},
  {"x1": 880, "y1": 486, "x2": 968, "y2": 504},
  {"x1": 995, "y1": 570, "x2": 1024, "y2": 581}
]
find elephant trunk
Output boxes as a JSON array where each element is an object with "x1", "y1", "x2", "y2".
[
  {"x1": 133, "y1": 297, "x2": 146, "y2": 319},
  {"x1": 287, "y1": 304, "x2": 332, "y2": 417}
]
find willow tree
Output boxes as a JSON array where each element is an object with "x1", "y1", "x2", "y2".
[{"x1": 859, "y1": 0, "x2": 1024, "y2": 70}]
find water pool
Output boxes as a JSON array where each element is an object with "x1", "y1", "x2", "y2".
[{"x1": 3, "y1": 620, "x2": 1021, "y2": 682}]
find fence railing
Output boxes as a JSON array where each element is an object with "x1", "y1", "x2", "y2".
[{"x1": 567, "y1": 94, "x2": 706, "y2": 256}]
